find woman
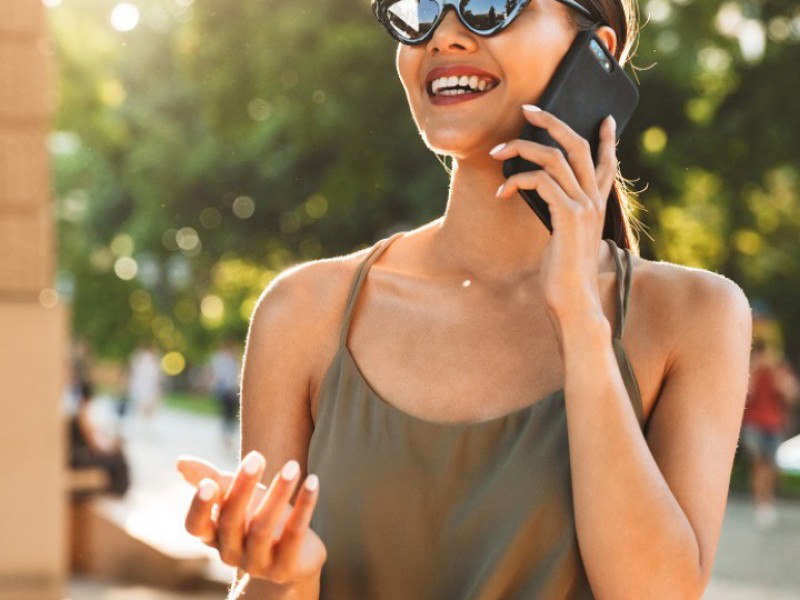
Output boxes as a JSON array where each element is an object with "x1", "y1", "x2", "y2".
[{"x1": 177, "y1": 0, "x2": 753, "y2": 597}]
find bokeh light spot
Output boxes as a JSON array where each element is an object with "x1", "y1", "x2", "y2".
[
  {"x1": 114, "y1": 256, "x2": 138, "y2": 280},
  {"x1": 176, "y1": 227, "x2": 199, "y2": 250},
  {"x1": 111, "y1": 233, "x2": 134, "y2": 256},
  {"x1": 247, "y1": 98, "x2": 272, "y2": 122},
  {"x1": 200, "y1": 207, "x2": 222, "y2": 229},
  {"x1": 304, "y1": 194, "x2": 328, "y2": 219},
  {"x1": 161, "y1": 351, "x2": 186, "y2": 376},
  {"x1": 129, "y1": 289, "x2": 152, "y2": 312},
  {"x1": 162, "y1": 228, "x2": 179, "y2": 251},
  {"x1": 39, "y1": 288, "x2": 59, "y2": 308},
  {"x1": 201, "y1": 295, "x2": 225, "y2": 328},
  {"x1": 110, "y1": 3, "x2": 140, "y2": 32},
  {"x1": 232, "y1": 196, "x2": 256, "y2": 219},
  {"x1": 641, "y1": 127, "x2": 668, "y2": 154}
]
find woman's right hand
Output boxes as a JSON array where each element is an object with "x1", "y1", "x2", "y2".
[{"x1": 177, "y1": 452, "x2": 327, "y2": 585}]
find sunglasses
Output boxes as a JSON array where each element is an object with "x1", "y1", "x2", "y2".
[{"x1": 372, "y1": 0, "x2": 597, "y2": 45}]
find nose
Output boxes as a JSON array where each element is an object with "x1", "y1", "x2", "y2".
[{"x1": 426, "y1": 8, "x2": 479, "y2": 54}]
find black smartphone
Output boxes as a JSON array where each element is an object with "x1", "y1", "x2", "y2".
[{"x1": 502, "y1": 29, "x2": 639, "y2": 233}]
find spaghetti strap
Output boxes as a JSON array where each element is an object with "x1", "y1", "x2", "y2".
[
  {"x1": 605, "y1": 238, "x2": 633, "y2": 340},
  {"x1": 338, "y1": 231, "x2": 405, "y2": 349}
]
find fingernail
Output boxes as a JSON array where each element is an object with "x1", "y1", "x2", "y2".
[
  {"x1": 522, "y1": 104, "x2": 541, "y2": 113},
  {"x1": 281, "y1": 459, "x2": 300, "y2": 481},
  {"x1": 304, "y1": 474, "x2": 319, "y2": 492},
  {"x1": 608, "y1": 115, "x2": 616, "y2": 129},
  {"x1": 243, "y1": 451, "x2": 264, "y2": 476},
  {"x1": 199, "y1": 479, "x2": 216, "y2": 501},
  {"x1": 489, "y1": 142, "x2": 506, "y2": 156},
  {"x1": 496, "y1": 183, "x2": 505, "y2": 197}
]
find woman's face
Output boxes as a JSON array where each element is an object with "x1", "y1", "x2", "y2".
[{"x1": 396, "y1": 0, "x2": 580, "y2": 159}]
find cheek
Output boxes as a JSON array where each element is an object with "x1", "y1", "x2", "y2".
[{"x1": 396, "y1": 47, "x2": 424, "y2": 119}]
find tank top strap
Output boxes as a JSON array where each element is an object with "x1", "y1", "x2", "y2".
[
  {"x1": 604, "y1": 238, "x2": 634, "y2": 341},
  {"x1": 338, "y1": 231, "x2": 405, "y2": 349}
]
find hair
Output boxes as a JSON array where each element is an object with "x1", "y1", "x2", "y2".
[{"x1": 568, "y1": 0, "x2": 645, "y2": 254}]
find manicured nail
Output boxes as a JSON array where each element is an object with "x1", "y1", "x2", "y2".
[
  {"x1": 281, "y1": 459, "x2": 300, "y2": 481},
  {"x1": 608, "y1": 115, "x2": 616, "y2": 130},
  {"x1": 489, "y1": 142, "x2": 506, "y2": 155},
  {"x1": 304, "y1": 474, "x2": 319, "y2": 492},
  {"x1": 496, "y1": 183, "x2": 505, "y2": 197},
  {"x1": 243, "y1": 451, "x2": 264, "y2": 476},
  {"x1": 522, "y1": 104, "x2": 541, "y2": 113},
  {"x1": 198, "y1": 479, "x2": 216, "y2": 501}
]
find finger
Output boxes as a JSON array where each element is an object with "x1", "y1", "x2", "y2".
[
  {"x1": 497, "y1": 169, "x2": 582, "y2": 209},
  {"x1": 274, "y1": 474, "x2": 320, "y2": 568},
  {"x1": 521, "y1": 106, "x2": 599, "y2": 197},
  {"x1": 185, "y1": 478, "x2": 220, "y2": 546},
  {"x1": 217, "y1": 451, "x2": 266, "y2": 567},
  {"x1": 594, "y1": 116, "x2": 618, "y2": 203},
  {"x1": 489, "y1": 140, "x2": 584, "y2": 201},
  {"x1": 243, "y1": 460, "x2": 302, "y2": 570},
  {"x1": 177, "y1": 455, "x2": 234, "y2": 489}
]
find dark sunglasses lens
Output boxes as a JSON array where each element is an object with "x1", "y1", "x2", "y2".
[
  {"x1": 460, "y1": 0, "x2": 519, "y2": 31},
  {"x1": 383, "y1": 0, "x2": 441, "y2": 42}
]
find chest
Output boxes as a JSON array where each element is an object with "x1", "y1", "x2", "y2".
[{"x1": 320, "y1": 269, "x2": 664, "y2": 425}]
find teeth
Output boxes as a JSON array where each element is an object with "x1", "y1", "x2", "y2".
[{"x1": 429, "y1": 75, "x2": 497, "y2": 96}]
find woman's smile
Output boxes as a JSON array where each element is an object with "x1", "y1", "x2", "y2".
[{"x1": 425, "y1": 64, "x2": 501, "y2": 106}]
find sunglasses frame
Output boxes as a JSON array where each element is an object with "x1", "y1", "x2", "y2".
[{"x1": 372, "y1": 0, "x2": 597, "y2": 46}]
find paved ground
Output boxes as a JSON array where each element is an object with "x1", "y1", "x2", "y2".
[{"x1": 67, "y1": 399, "x2": 800, "y2": 599}]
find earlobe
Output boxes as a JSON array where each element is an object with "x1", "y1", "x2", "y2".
[{"x1": 596, "y1": 26, "x2": 617, "y2": 58}]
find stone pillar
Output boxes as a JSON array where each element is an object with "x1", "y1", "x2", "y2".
[{"x1": 0, "y1": 1, "x2": 66, "y2": 598}]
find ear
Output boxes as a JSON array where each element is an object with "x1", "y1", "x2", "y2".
[{"x1": 595, "y1": 25, "x2": 617, "y2": 58}]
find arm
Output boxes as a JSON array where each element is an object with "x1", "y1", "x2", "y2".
[
  {"x1": 77, "y1": 405, "x2": 106, "y2": 454},
  {"x1": 561, "y1": 272, "x2": 752, "y2": 599},
  {"x1": 231, "y1": 263, "x2": 333, "y2": 599}
]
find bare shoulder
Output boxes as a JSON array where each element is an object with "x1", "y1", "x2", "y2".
[
  {"x1": 247, "y1": 244, "x2": 374, "y2": 399},
  {"x1": 250, "y1": 246, "x2": 372, "y2": 346},
  {"x1": 630, "y1": 255, "x2": 752, "y2": 367}
]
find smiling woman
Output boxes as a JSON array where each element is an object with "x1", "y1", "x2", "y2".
[{"x1": 176, "y1": 0, "x2": 753, "y2": 598}]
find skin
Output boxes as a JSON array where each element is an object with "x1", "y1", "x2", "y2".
[{"x1": 179, "y1": 1, "x2": 753, "y2": 597}]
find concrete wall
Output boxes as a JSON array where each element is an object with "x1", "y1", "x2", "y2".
[{"x1": 0, "y1": 1, "x2": 66, "y2": 598}]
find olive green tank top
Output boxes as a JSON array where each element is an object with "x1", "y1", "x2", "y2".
[{"x1": 308, "y1": 232, "x2": 644, "y2": 599}]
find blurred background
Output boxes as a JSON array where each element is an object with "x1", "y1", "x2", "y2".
[{"x1": 1, "y1": 0, "x2": 799, "y2": 598}]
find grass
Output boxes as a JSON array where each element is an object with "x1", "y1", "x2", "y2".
[
  {"x1": 163, "y1": 392, "x2": 222, "y2": 417},
  {"x1": 730, "y1": 452, "x2": 800, "y2": 500}
]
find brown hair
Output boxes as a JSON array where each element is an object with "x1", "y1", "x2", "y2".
[{"x1": 568, "y1": 0, "x2": 644, "y2": 254}]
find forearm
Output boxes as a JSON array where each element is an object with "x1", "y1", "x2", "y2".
[{"x1": 561, "y1": 312, "x2": 703, "y2": 599}]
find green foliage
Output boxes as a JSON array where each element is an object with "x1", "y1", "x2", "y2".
[{"x1": 49, "y1": 0, "x2": 800, "y2": 369}]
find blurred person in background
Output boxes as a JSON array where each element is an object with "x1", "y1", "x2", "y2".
[
  {"x1": 209, "y1": 338, "x2": 242, "y2": 450},
  {"x1": 175, "y1": 0, "x2": 753, "y2": 597},
  {"x1": 128, "y1": 342, "x2": 163, "y2": 425},
  {"x1": 742, "y1": 339, "x2": 799, "y2": 530},
  {"x1": 69, "y1": 380, "x2": 130, "y2": 498}
]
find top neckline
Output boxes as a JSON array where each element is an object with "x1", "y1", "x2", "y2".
[{"x1": 317, "y1": 231, "x2": 643, "y2": 431}]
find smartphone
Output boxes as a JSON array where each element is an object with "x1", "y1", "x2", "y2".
[{"x1": 502, "y1": 29, "x2": 639, "y2": 233}]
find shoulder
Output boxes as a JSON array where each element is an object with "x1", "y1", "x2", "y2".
[
  {"x1": 249, "y1": 245, "x2": 374, "y2": 339},
  {"x1": 631, "y1": 255, "x2": 752, "y2": 372}
]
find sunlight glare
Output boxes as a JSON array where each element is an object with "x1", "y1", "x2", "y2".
[{"x1": 110, "y1": 3, "x2": 140, "y2": 32}]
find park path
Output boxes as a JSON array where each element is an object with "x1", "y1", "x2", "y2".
[{"x1": 68, "y1": 400, "x2": 800, "y2": 599}]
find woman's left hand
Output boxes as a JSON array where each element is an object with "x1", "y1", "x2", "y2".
[{"x1": 490, "y1": 106, "x2": 618, "y2": 327}]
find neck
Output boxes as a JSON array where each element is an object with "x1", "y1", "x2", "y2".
[
  {"x1": 425, "y1": 156, "x2": 547, "y2": 281},
  {"x1": 422, "y1": 155, "x2": 612, "y2": 282}
]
